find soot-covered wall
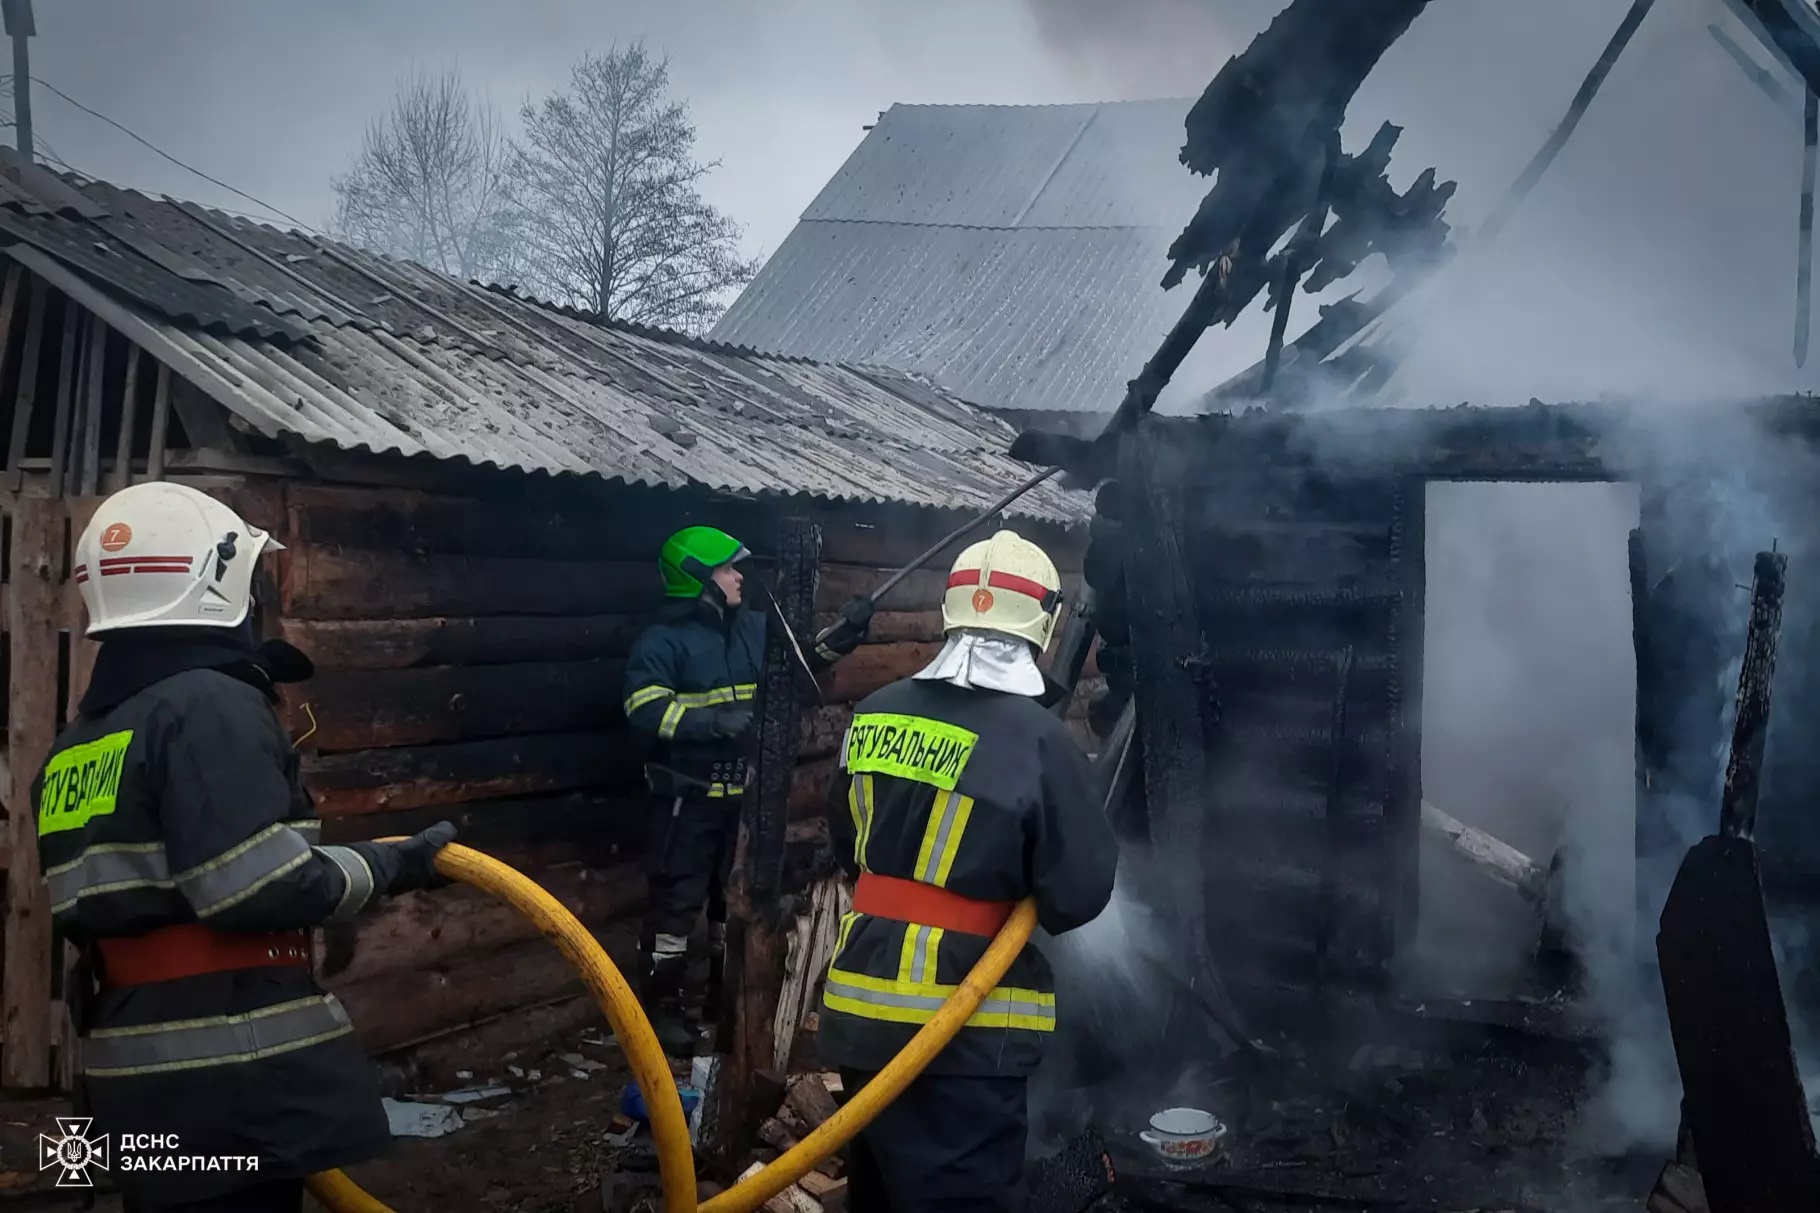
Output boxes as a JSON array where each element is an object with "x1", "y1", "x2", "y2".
[{"x1": 1084, "y1": 399, "x2": 1820, "y2": 1022}]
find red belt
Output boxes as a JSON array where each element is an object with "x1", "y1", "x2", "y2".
[
  {"x1": 853, "y1": 873, "x2": 1015, "y2": 938},
  {"x1": 95, "y1": 924, "x2": 313, "y2": 989}
]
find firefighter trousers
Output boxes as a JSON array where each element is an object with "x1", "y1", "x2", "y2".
[
  {"x1": 839, "y1": 1068, "x2": 1029, "y2": 1213},
  {"x1": 645, "y1": 793, "x2": 740, "y2": 937},
  {"x1": 122, "y1": 1178, "x2": 306, "y2": 1211}
]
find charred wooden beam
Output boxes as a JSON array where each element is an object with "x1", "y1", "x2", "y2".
[
  {"x1": 1419, "y1": 800, "x2": 1547, "y2": 903},
  {"x1": 3, "y1": 497, "x2": 60, "y2": 1088},
  {"x1": 1658, "y1": 547, "x2": 1820, "y2": 1213},
  {"x1": 715, "y1": 518, "x2": 821, "y2": 1177},
  {"x1": 1720, "y1": 549, "x2": 1786, "y2": 840}
]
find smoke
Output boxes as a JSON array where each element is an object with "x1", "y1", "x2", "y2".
[{"x1": 1018, "y1": 0, "x2": 1269, "y2": 100}]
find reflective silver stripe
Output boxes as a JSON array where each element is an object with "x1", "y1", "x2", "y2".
[
  {"x1": 822, "y1": 977, "x2": 1057, "y2": 1028},
  {"x1": 287, "y1": 818, "x2": 322, "y2": 838},
  {"x1": 46, "y1": 843, "x2": 171, "y2": 914},
  {"x1": 658, "y1": 701, "x2": 686, "y2": 740},
  {"x1": 815, "y1": 641, "x2": 841, "y2": 663},
  {"x1": 916, "y1": 790, "x2": 965, "y2": 884},
  {"x1": 908, "y1": 925, "x2": 934, "y2": 983},
  {"x1": 317, "y1": 845, "x2": 376, "y2": 921},
  {"x1": 178, "y1": 824, "x2": 314, "y2": 917},
  {"x1": 83, "y1": 995, "x2": 354, "y2": 1077}
]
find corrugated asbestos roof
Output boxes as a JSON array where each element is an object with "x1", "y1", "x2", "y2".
[
  {"x1": 711, "y1": 99, "x2": 1209, "y2": 414},
  {"x1": 0, "y1": 150, "x2": 1083, "y2": 526}
]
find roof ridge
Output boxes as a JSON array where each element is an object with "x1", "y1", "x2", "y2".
[
  {"x1": 479, "y1": 282, "x2": 825, "y2": 364},
  {"x1": 884, "y1": 96, "x2": 1196, "y2": 111},
  {"x1": 790, "y1": 217, "x2": 1178, "y2": 233}
]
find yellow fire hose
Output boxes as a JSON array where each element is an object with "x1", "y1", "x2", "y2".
[{"x1": 305, "y1": 843, "x2": 1039, "y2": 1213}]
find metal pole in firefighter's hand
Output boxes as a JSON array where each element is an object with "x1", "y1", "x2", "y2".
[{"x1": 812, "y1": 465, "x2": 1061, "y2": 642}]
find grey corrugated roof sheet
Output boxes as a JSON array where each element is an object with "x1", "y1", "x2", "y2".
[
  {"x1": 711, "y1": 99, "x2": 1209, "y2": 414},
  {"x1": 0, "y1": 154, "x2": 1083, "y2": 526}
]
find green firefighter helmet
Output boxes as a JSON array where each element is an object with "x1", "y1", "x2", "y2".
[{"x1": 659, "y1": 526, "x2": 750, "y2": 598}]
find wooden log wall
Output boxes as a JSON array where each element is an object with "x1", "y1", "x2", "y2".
[
  {"x1": 264, "y1": 480, "x2": 1088, "y2": 1069},
  {"x1": 1117, "y1": 424, "x2": 1420, "y2": 1016}
]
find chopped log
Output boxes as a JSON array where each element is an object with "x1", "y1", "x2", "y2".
[
  {"x1": 335, "y1": 920, "x2": 637, "y2": 1054},
  {"x1": 3, "y1": 498, "x2": 61, "y2": 1088},
  {"x1": 818, "y1": 643, "x2": 943, "y2": 705},
  {"x1": 317, "y1": 859, "x2": 645, "y2": 986},
  {"x1": 798, "y1": 1173, "x2": 846, "y2": 1202},
  {"x1": 774, "y1": 880, "x2": 853, "y2": 1075},
  {"x1": 282, "y1": 544, "x2": 660, "y2": 620},
  {"x1": 757, "y1": 1118, "x2": 800, "y2": 1152},
  {"x1": 762, "y1": 1185, "x2": 821, "y2": 1213},
  {"x1": 1419, "y1": 800, "x2": 1547, "y2": 903},
  {"x1": 785, "y1": 1071, "x2": 842, "y2": 1130},
  {"x1": 281, "y1": 614, "x2": 647, "y2": 670},
  {"x1": 288, "y1": 658, "x2": 626, "y2": 750},
  {"x1": 302, "y1": 729, "x2": 641, "y2": 817}
]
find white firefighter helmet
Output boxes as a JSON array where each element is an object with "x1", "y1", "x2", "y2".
[
  {"x1": 941, "y1": 529, "x2": 1064, "y2": 650},
  {"x1": 73, "y1": 482, "x2": 285, "y2": 636}
]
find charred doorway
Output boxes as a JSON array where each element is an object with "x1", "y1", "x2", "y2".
[{"x1": 1402, "y1": 480, "x2": 1641, "y2": 1004}]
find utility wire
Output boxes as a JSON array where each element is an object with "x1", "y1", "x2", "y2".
[{"x1": 27, "y1": 74, "x2": 314, "y2": 231}]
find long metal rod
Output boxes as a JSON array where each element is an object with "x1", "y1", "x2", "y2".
[
  {"x1": 1477, "y1": 0, "x2": 1661, "y2": 246},
  {"x1": 865, "y1": 466, "x2": 1061, "y2": 609},
  {"x1": 1799, "y1": 89, "x2": 1816, "y2": 367}
]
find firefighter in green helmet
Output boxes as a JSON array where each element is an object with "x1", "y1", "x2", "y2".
[{"x1": 622, "y1": 526, "x2": 873, "y2": 1053}]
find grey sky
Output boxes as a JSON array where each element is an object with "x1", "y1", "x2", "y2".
[{"x1": 31, "y1": 0, "x2": 1645, "y2": 262}]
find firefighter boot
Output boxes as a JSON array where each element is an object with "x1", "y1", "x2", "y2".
[{"x1": 638, "y1": 933, "x2": 696, "y2": 1058}]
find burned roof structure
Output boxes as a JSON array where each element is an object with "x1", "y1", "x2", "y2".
[{"x1": 711, "y1": 3, "x2": 1453, "y2": 428}]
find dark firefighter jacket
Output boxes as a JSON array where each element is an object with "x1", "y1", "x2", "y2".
[
  {"x1": 818, "y1": 677, "x2": 1118, "y2": 1077},
  {"x1": 622, "y1": 599, "x2": 859, "y2": 797},
  {"x1": 34, "y1": 634, "x2": 395, "y2": 1203}
]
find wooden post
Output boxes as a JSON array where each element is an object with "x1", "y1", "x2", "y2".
[
  {"x1": 3, "y1": 496, "x2": 62, "y2": 1088},
  {"x1": 145, "y1": 363, "x2": 171, "y2": 483},
  {"x1": 713, "y1": 517, "x2": 821, "y2": 1177},
  {"x1": 65, "y1": 496, "x2": 102, "y2": 717},
  {"x1": 6, "y1": 273, "x2": 48, "y2": 491},
  {"x1": 109, "y1": 345, "x2": 142, "y2": 493}
]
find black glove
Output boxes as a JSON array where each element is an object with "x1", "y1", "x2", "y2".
[
  {"x1": 385, "y1": 822, "x2": 457, "y2": 893},
  {"x1": 821, "y1": 595, "x2": 875, "y2": 653},
  {"x1": 710, "y1": 705, "x2": 754, "y2": 739}
]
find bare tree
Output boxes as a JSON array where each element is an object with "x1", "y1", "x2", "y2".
[
  {"x1": 330, "y1": 69, "x2": 518, "y2": 281},
  {"x1": 507, "y1": 44, "x2": 759, "y2": 333}
]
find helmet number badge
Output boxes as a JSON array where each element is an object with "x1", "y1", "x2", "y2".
[
  {"x1": 98, "y1": 523, "x2": 132, "y2": 552},
  {"x1": 971, "y1": 588, "x2": 995, "y2": 613}
]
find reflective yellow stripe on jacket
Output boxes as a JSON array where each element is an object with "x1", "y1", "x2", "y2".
[
  {"x1": 621, "y1": 683, "x2": 757, "y2": 740},
  {"x1": 826, "y1": 714, "x2": 1053, "y2": 1033}
]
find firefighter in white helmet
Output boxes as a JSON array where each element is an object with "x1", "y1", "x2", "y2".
[
  {"x1": 33, "y1": 482, "x2": 456, "y2": 1213},
  {"x1": 819, "y1": 529, "x2": 1118, "y2": 1212}
]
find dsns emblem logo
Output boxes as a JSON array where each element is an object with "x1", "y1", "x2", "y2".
[{"x1": 39, "y1": 1117, "x2": 109, "y2": 1187}]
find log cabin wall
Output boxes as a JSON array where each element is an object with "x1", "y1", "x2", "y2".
[
  {"x1": 0, "y1": 263, "x2": 1092, "y2": 1089},
  {"x1": 1103, "y1": 400, "x2": 1820, "y2": 1030},
  {"x1": 272, "y1": 475, "x2": 1090, "y2": 1077}
]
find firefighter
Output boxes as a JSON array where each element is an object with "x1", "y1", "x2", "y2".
[
  {"x1": 34, "y1": 482, "x2": 457, "y2": 1213},
  {"x1": 819, "y1": 529, "x2": 1118, "y2": 1213},
  {"x1": 622, "y1": 525, "x2": 873, "y2": 1054}
]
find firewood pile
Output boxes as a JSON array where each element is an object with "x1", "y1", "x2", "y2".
[{"x1": 712, "y1": 1072, "x2": 850, "y2": 1213}]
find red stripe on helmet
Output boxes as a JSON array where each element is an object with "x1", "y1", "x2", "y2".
[
  {"x1": 97, "y1": 555, "x2": 195, "y2": 569},
  {"x1": 946, "y1": 568, "x2": 1054, "y2": 603}
]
